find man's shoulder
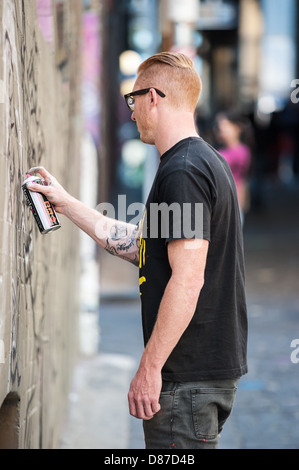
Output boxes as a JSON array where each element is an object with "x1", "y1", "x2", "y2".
[{"x1": 159, "y1": 137, "x2": 223, "y2": 178}]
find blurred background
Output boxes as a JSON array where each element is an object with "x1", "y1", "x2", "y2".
[
  {"x1": 63, "y1": 0, "x2": 299, "y2": 449},
  {"x1": 77, "y1": 0, "x2": 299, "y2": 297}
]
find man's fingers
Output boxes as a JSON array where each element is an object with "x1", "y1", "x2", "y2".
[
  {"x1": 143, "y1": 400, "x2": 155, "y2": 420},
  {"x1": 151, "y1": 401, "x2": 161, "y2": 415},
  {"x1": 26, "y1": 182, "x2": 49, "y2": 194},
  {"x1": 27, "y1": 166, "x2": 53, "y2": 186},
  {"x1": 27, "y1": 166, "x2": 42, "y2": 174},
  {"x1": 136, "y1": 400, "x2": 148, "y2": 420},
  {"x1": 128, "y1": 392, "x2": 137, "y2": 418},
  {"x1": 133, "y1": 400, "x2": 153, "y2": 420},
  {"x1": 128, "y1": 392, "x2": 160, "y2": 420}
]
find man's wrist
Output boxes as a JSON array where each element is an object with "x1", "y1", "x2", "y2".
[
  {"x1": 60, "y1": 194, "x2": 79, "y2": 217},
  {"x1": 140, "y1": 348, "x2": 164, "y2": 372}
]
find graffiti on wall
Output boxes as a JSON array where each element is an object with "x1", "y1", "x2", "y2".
[
  {"x1": 1, "y1": 0, "x2": 48, "y2": 447},
  {"x1": 0, "y1": 0, "x2": 82, "y2": 448}
]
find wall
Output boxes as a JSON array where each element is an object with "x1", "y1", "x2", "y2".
[{"x1": 0, "y1": 0, "x2": 82, "y2": 448}]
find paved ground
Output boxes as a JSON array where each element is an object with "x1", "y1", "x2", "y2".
[{"x1": 60, "y1": 181, "x2": 299, "y2": 450}]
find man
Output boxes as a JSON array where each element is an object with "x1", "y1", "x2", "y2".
[{"x1": 27, "y1": 52, "x2": 247, "y2": 449}]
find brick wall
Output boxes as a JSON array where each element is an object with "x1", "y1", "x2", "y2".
[{"x1": 0, "y1": 0, "x2": 82, "y2": 448}]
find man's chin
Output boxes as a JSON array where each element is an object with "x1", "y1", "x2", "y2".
[{"x1": 139, "y1": 134, "x2": 154, "y2": 146}]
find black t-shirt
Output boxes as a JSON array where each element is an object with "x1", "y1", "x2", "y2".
[{"x1": 139, "y1": 137, "x2": 248, "y2": 381}]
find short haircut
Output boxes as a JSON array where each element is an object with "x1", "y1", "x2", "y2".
[{"x1": 137, "y1": 52, "x2": 202, "y2": 111}]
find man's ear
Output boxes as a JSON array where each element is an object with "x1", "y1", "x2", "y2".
[{"x1": 149, "y1": 88, "x2": 158, "y2": 108}]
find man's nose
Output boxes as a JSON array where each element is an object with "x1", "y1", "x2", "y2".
[{"x1": 131, "y1": 111, "x2": 136, "y2": 122}]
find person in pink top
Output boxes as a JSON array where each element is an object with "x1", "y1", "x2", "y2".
[{"x1": 215, "y1": 110, "x2": 253, "y2": 225}]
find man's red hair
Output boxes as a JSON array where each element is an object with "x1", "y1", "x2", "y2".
[{"x1": 137, "y1": 52, "x2": 202, "y2": 111}]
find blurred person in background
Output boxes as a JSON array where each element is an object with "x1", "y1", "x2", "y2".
[
  {"x1": 26, "y1": 52, "x2": 248, "y2": 449},
  {"x1": 214, "y1": 110, "x2": 253, "y2": 225}
]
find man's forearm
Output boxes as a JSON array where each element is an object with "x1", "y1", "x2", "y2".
[
  {"x1": 62, "y1": 196, "x2": 140, "y2": 266},
  {"x1": 128, "y1": 272, "x2": 203, "y2": 419},
  {"x1": 25, "y1": 166, "x2": 140, "y2": 265}
]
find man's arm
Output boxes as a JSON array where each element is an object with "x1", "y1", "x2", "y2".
[
  {"x1": 61, "y1": 196, "x2": 140, "y2": 265},
  {"x1": 128, "y1": 238, "x2": 209, "y2": 420},
  {"x1": 26, "y1": 167, "x2": 140, "y2": 266}
]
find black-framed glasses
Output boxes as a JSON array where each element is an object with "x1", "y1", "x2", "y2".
[{"x1": 124, "y1": 88, "x2": 166, "y2": 111}]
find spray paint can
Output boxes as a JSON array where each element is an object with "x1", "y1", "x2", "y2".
[{"x1": 22, "y1": 175, "x2": 61, "y2": 234}]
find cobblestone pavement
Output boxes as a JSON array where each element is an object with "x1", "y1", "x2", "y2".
[{"x1": 61, "y1": 182, "x2": 299, "y2": 450}]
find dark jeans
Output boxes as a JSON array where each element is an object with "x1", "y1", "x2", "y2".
[{"x1": 143, "y1": 378, "x2": 238, "y2": 449}]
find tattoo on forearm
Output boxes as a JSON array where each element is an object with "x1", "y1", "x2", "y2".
[
  {"x1": 105, "y1": 224, "x2": 139, "y2": 266},
  {"x1": 110, "y1": 224, "x2": 127, "y2": 241},
  {"x1": 104, "y1": 239, "x2": 118, "y2": 257}
]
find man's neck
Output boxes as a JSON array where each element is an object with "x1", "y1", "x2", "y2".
[{"x1": 154, "y1": 111, "x2": 200, "y2": 156}]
